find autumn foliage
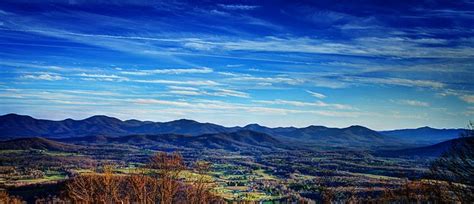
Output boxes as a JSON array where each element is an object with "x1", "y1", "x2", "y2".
[
  {"x1": 64, "y1": 152, "x2": 223, "y2": 204},
  {"x1": 0, "y1": 190, "x2": 23, "y2": 204}
]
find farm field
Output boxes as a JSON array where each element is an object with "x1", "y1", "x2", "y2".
[{"x1": 0, "y1": 143, "x2": 432, "y2": 202}]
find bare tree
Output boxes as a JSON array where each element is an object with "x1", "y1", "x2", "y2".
[
  {"x1": 0, "y1": 190, "x2": 23, "y2": 204},
  {"x1": 66, "y1": 166, "x2": 125, "y2": 203},
  {"x1": 126, "y1": 167, "x2": 160, "y2": 203},
  {"x1": 95, "y1": 165, "x2": 122, "y2": 203},
  {"x1": 185, "y1": 161, "x2": 220, "y2": 204},
  {"x1": 64, "y1": 152, "x2": 223, "y2": 203},
  {"x1": 429, "y1": 121, "x2": 474, "y2": 202},
  {"x1": 66, "y1": 173, "x2": 97, "y2": 203},
  {"x1": 147, "y1": 152, "x2": 185, "y2": 204},
  {"x1": 321, "y1": 187, "x2": 335, "y2": 203}
]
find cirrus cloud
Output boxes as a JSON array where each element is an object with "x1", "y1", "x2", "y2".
[{"x1": 21, "y1": 73, "x2": 66, "y2": 81}]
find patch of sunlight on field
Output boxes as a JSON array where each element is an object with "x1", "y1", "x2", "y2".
[
  {"x1": 74, "y1": 169, "x2": 94, "y2": 174},
  {"x1": 180, "y1": 170, "x2": 214, "y2": 183},
  {"x1": 213, "y1": 187, "x2": 277, "y2": 201},
  {"x1": 254, "y1": 169, "x2": 277, "y2": 180},
  {"x1": 291, "y1": 173, "x2": 316, "y2": 180},
  {"x1": 349, "y1": 172, "x2": 400, "y2": 180},
  {"x1": 14, "y1": 174, "x2": 66, "y2": 184},
  {"x1": 0, "y1": 150, "x2": 28, "y2": 154},
  {"x1": 42, "y1": 151, "x2": 82, "y2": 157},
  {"x1": 107, "y1": 167, "x2": 215, "y2": 183},
  {"x1": 114, "y1": 166, "x2": 141, "y2": 174},
  {"x1": 221, "y1": 155, "x2": 251, "y2": 159},
  {"x1": 226, "y1": 186, "x2": 248, "y2": 191}
]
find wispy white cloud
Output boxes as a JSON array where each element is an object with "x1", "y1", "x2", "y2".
[
  {"x1": 437, "y1": 89, "x2": 474, "y2": 105},
  {"x1": 464, "y1": 107, "x2": 474, "y2": 116},
  {"x1": 218, "y1": 72, "x2": 250, "y2": 77},
  {"x1": 132, "y1": 98, "x2": 358, "y2": 117},
  {"x1": 257, "y1": 82, "x2": 272, "y2": 86},
  {"x1": 167, "y1": 86, "x2": 250, "y2": 98},
  {"x1": 254, "y1": 99, "x2": 354, "y2": 110},
  {"x1": 306, "y1": 90, "x2": 326, "y2": 99},
  {"x1": 229, "y1": 76, "x2": 303, "y2": 85},
  {"x1": 460, "y1": 95, "x2": 474, "y2": 104},
  {"x1": 167, "y1": 86, "x2": 200, "y2": 91},
  {"x1": 211, "y1": 89, "x2": 250, "y2": 98},
  {"x1": 180, "y1": 36, "x2": 474, "y2": 59},
  {"x1": 21, "y1": 73, "x2": 66, "y2": 81},
  {"x1": 51, "y1": 100, "x2": 104, "y2": 105},
  {"x1": 343, "y1": 77, "x2": 445, "y2": 89},
  {"x1": 0, "y1": 61, "x2": 72, "y2": 72},
  {"x1": 60, "y1": 90, "x2": 122, "y2": 97},
  {"x1": 183, "y1": 42, "x2": 215, "y2": 50},
  {"x1": 77, "y1": 73, "x2": 129, "y2": 82},
  {"x1": 134, "y1": 79, "x2": 220, "y2": 86},
  {"x1": 134, "y1": 99, "x2": 191, "y2": 107},
  {"x1": 0, "y1": 9, "x2": 10, "y2": 15},
  {"x1": 3, "y1": 8, "x2": 473, "y2": 62},
  {"x1": 120, "y1": 67, "x2": 213, "y2": 75},
  {"x1": 395, "y1": 99, "x2": 430, "y2": 107},
  {"x1": 226, "y1": 64, "x2": 244, "y2": 68},
  {"x1": 168, "y1": 90, "x2": 201, "y2": 96},
  {"x1": 218, "y1": 4, "x2": 260, "y2": 10},
  {"x1": 0, "y1": 88, "x2": 125, "y2": 106},
  {"x1": 78, "y1": 73, "x2": 124, "y2": 78}
]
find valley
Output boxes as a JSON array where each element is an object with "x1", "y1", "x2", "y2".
[
  {"x1": 0, "y1": 139, "x2": 429, "y2": 202},
  {"x1": 0, "y1": 114, "x2": 464, "y2": 202}
]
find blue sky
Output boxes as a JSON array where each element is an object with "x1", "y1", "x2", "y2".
[{"x1": 0, "y1": 0, "x2": 473, "y2": 130}]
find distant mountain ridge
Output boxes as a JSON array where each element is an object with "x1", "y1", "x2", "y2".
[
  {"x1": 0, "y1": 113, "x2": 464, "y2": 148},
  {"x1": 377, "y1": 136, "x2": 474, "y2": 158},
  {"x1": 380, "y1": 126, "x2": 465, "y2": 145},
  {"x1": 242, "y1": 123, "x2": 399, "y2": 148},
  {"x1": 0, "y1": 113, "x2": 235, "y2": 138}
]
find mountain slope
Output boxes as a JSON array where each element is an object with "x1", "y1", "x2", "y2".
[
  {"x1": 376, "y1": 136, "x2": 474, "y2": 158},
  {"x1": 380, "y1": 127, "x2": 465, "y2": 145},
  {"x1": 0, "y1": 113, "x2": 232, "y2": 138},
  {"x1": 0, "y1": 137, "x2": 80, "y2": 151},
  {"x1": 243, "y1": 124, "x2": 397, "y2": 148},
  {"x1": 59, "y1": 130, "x2": 285, "y2": 151}
]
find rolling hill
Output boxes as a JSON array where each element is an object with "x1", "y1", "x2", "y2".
[
  {"x1": 0, "y1": 137, "x2": 80, "y2": 151},
  {"x1": 380, "y1": 127, "x2": 465, "y2": 145},
  {"x1": 243, "y1": 124, "x2": 400, "y2": 148},
  {"x1": 376, "y1": 136, "x2": 474, "y2": 158},
  {"x1": 58, "y1": 130, "x2": 285, "y2": 151}
]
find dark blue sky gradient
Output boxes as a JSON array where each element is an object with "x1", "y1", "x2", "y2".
[{"x1": 0, "y1": 0, "x2": 473, "y2": 129}]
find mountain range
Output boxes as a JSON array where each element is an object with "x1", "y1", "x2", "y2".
[
  {"x1": 0, "y1": 113, "x2": 466, "y2": 149},
  {"x1": 0, "y1": 130, "x2": 285, "y2": 152},
  {"x1": 377, "y1": 136, "x2": 474, "y2": 158},
  {"x1": 58, "y1": 130, "x2": 285, "y2": 151},
  {"x1": 380, "y1": 127, "x2": 466, "y2": 145}
]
